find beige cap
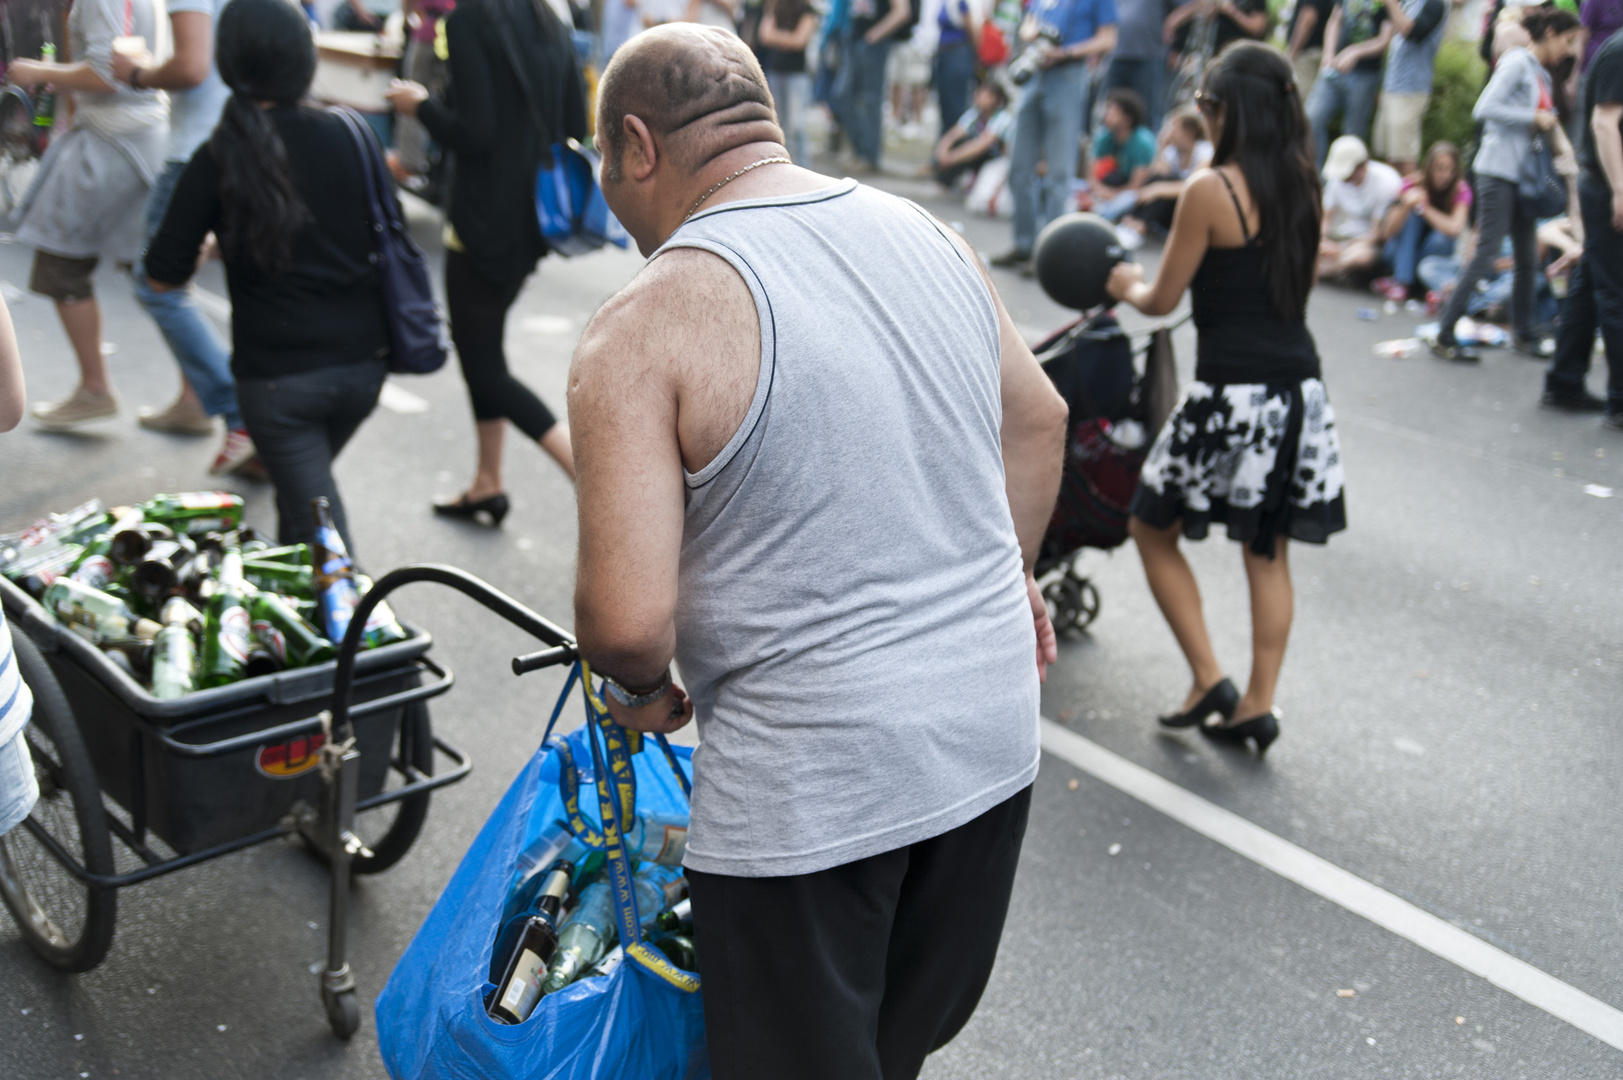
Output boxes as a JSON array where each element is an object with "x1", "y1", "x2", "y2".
[{"x1": 1323, "y1": 135, "x2": 1370, "y2": 184}]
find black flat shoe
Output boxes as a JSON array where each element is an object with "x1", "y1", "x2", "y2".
[
  {"x1": 1200, "y1": 709, "x2": 1281, "y2": 757},
  {"x1": 1158, "y1": 677, "x2": 1239, "y2": 729},
  {"x1": 433, "y1": 492, "x2": 510, "y2": 526}
]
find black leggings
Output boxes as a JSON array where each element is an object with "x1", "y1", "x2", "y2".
[{"x1": 444, "y1": 249, "x2": 558, "y2": 440}]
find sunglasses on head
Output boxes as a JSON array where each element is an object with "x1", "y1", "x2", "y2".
[{"x1": 1194, "y1": 89, "x2": 1219, "y2": 112}]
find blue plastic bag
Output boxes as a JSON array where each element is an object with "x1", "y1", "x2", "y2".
[
  {"x1": 537, "y1": 141, "x2": 631, "y2": 258},
  {"x1": 377, "y1": 666, "x2": 707, "y2": 1080}
]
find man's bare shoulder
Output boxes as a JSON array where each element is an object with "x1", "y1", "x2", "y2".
[{"x1": 575, "y1": 247, "x2": 755, "y2": 373}]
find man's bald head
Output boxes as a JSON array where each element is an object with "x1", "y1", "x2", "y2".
[{"x1": 598, "y1": 24, "x2": 783, "y2": 182}]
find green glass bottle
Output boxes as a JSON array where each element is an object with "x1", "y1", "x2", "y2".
[
  {"x1": 249, "y1": 588, "x2": 336, "y2": 668},
  {"x1": 355, "y1": 575, "x2": 410, "y2": 648},
  {"x1": 243, "y1": 558, "x2": 314, "y2": 598},
  {"x1": 198, "y1": 552, "x2": 251, "y2": 688},
  {"x1": 140, "y1": 492, "x2": 245, "y2": 536},
  {"x1": 150, "y1": 596, "x2": 198, "y2": 700},
  {"x1": 32, "y1": 42, "x2": 57, "y2": 128}
]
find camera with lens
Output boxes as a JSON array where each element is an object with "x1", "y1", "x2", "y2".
[{"x1": 1009, "y1": 28, "x2": 1061, "y2": 85}]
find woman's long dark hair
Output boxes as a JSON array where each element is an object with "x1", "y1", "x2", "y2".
[
  {"x1": 1200, "y1": 42, "x2": 1320, "y2": 320},
  {"x1": 210, "y1": 0, "x2": 318, "y2": 276}
]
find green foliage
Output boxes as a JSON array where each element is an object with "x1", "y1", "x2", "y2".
[{"x1": 1422, "y1": 40, "x2": 1489, "y2": 159}]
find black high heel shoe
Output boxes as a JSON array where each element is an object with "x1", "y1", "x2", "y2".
[
  {"x1": 1158, "y1": 677, "x2": 1239, "y2": 729},
  {"x1": 1200, "y1": 709, "x2": 1280, "y2": 757},
  {"x1": 433, "y1": 492, "x2": 510, "y2": 527}
]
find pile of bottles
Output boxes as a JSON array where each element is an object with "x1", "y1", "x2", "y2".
[
  {"x1": 487, "y1": 809, "x2": 694, "y2": 1025},
  {"x1": 0, "y1": 492, "x2": 407, "y2": 697}
]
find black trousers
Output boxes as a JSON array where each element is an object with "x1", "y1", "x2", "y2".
[
  {"x1": 236, "y1": 359, "x2": 386, "y2": 555},
  {"x1": 1547, "y1": 174, "x2": 1623, "y2": 413},
  {"x1": 687, "y1": 786, "x2": 1032, "y2": 1080},
  {"x1": 444, "y1": 248, "x2": 558, "y2": 441},
  {"x1": 1438, "y1": 174, "x2": 1540, "y2": 344}
]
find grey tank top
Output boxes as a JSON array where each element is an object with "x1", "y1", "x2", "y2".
[{"x1": 655, "y1": 180, "x2": 1040, "y2": 878}]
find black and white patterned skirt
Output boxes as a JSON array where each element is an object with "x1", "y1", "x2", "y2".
[{"x1": 1128, "y1": 378, "x2": 1347, "y2": 557}]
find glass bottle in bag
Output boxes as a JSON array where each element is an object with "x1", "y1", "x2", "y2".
[
  {"x1": 624, "y1": 810, "x2": 689, "y2": 866},
  {"x1": 539, "y1": 881, "x2": 618, "y2": 994},
  {"x1": 488, "y1": 862, "x2": 574, "y2": 1024}
]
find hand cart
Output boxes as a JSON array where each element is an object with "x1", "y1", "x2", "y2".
[{"x1": 0, "y1": 564, "x2": 582, "y2": 1039}]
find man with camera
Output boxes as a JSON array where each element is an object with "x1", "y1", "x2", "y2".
[{"x1": 991, "y1": 0, "x2": 1119, "y2": 275}]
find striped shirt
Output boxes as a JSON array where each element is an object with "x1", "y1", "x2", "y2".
[{"x1": 0, "y1": 606, "x2": 34, "y2": 747}]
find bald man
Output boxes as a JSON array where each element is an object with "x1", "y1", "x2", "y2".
[{"x1": 569, "y1": 25, "x2": 1068, "y2": 1079}]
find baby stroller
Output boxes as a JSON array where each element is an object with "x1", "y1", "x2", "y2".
[{"x1": 1032, "y1": 310, "x2": 1184, "y2": 633}]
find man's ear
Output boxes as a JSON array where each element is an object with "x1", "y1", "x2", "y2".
[{"x1": 623, "y1": 114, "x2": 659, "y2": 183}]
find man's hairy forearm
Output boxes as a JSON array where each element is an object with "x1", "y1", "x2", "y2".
[{"x1": 1004, "y1": 419, "x2": 1067, "y2": 572}]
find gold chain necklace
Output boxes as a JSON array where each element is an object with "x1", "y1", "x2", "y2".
[{"x1": 683, "y1": 157, "x2": 793, "y2": 223}]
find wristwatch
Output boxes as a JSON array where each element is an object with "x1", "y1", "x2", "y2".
[
  {"x1": 129, "y1": 67, "x2": 144, "y2": 90},
  {"x1": 601, "y1": 670, "x2": 671, "y2": 709}
]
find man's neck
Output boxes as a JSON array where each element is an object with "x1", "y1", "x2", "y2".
[{"x1": 658, "y1": 143, "x2": 836, "y2": 241}]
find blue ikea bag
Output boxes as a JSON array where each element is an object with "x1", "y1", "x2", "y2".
[
  {"x1": 376, "y1": 664, "x2": 707, "y2": 1080},
  {"x1": 536, "y1": 141, "x2": 631, "y2": 258}
]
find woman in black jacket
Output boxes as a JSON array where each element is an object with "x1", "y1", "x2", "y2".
[
  {"x1": 388, "y1": 0, "x2": 587, "y2": 525},
  {"x1": 147, "y1": 0, "x2": 389, "y2": 553}
]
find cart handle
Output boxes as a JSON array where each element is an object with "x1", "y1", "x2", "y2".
[{"x1": 329, "y1": 564, "x2": 578, "y2": 739}]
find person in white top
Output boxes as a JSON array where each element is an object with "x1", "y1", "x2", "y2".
[
  {"x1": 0, "y1": 294, "x2": 35, "y2": 838},
  {"x1": 1318, "y1": 134, "x2": 1402, "y2": 279}
]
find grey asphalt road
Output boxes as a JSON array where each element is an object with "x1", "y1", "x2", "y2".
[{"x1": 1, "y1": 170, "x2": 1619, "y2": 1080}]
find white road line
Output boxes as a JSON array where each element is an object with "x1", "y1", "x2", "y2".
[
  {"x1": 378, "y1": 380, "x2": 430, "y2": 415},
  {"x1": 1039, "y1": 718, "x2": 1623, "y2": 1052}
]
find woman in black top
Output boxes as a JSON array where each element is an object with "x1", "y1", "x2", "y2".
[
  {"x1": 146, "y1": 0, "x2": 389, "y2": 554},
  {"x1": 387, "y1": 0, "x2": 587, "y2": 526},
  {"x1": 1106, "y1": 42, "x2": 1345, "y2": 755}
]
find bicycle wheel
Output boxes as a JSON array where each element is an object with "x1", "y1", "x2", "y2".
[
  {"x1": 0, "y1": 632, "x2": 117, "y2": 972},
  {"x1": 350, "y1": 701, "x2": 433, "y2": 875}
]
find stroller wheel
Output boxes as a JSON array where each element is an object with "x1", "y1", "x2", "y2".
[{"x1": 1045, "y1": 576, "x2": 1101, "y2": 633}]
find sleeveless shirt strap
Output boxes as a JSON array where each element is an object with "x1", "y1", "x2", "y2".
[{"x1": 1213, "y1": 168, "x2": 1253, "y2": 245}]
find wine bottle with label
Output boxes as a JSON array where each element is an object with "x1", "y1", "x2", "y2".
[{"x1": 488, "y1": 862, "x2": 574, "y2": 1025}]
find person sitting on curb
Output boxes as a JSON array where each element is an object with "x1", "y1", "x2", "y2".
[
  {"x1": 1317, "y1": 134, "x2": 1402, "y2": 282},
  {"x1": 1120, "y1": 107, "x2": 1212, "y2": 239},
  {"x1": 930, "y1": 79, "x2": 1013, "y2": 189},
  {"x1": 1091, "y1": 88, "x2": 1158, "y2": 222},
  {"x1": 1372, "y1": 141, "x2": 1471, "y2": 301}
]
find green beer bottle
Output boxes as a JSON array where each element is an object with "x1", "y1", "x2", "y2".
[
  {"x1": 248, "y1": 543, "x2": 310, "y2": 564},
  {"x1": 243, "y1": 557, "x2": 314, "y2": 598},
  {"x1": 32, "y1": 42, "x2": 56, "y2": 129},
  {"x1": 150, "y1": 596, "x2": 198, "y2": 700},
  {"x1": 198, "y1": 552, "x2": 251, "y2": 687},
  {"x1": 140, "y1": 492, "x2": 245, "y2": 537},
  {"x1": 249, "y1": 588, "x2": 335, "y2": 668}
]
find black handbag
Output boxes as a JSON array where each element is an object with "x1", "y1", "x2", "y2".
[
  {"x1": 332, "y1": 107, "x2": 450, "y2": 375},
  {"x1": 1517, "y1": 133, "x2": 1569, "y2": 220}
]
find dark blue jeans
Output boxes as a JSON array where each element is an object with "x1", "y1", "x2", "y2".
[
  {"x1": 236, "y1": 359, "x2": 386, "y2": 554},
  {"x1": 1547, "y1": 175, "x2": 1623, "y2": 413},
  {"x1": 833, "y1": 34, "x2": 892, "y2": 166},
  {"x1": 1382, "y1": 211, "x2": 1457, "y2": 288},
  {"x1": 933, "y1": 40, "x2": 976, "y2": 139},
  {"x1": 1104, "y1": 54, "x2": 1164, "y2": 132},
  {"x1": 1306, "y1": 68, "x2": 1382, "y2": 171}
]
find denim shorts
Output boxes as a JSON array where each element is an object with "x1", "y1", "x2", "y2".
[{"x1": 0, "y1": 728, "x2": 39, "y2": 837}]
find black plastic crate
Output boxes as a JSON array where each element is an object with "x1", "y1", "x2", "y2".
[{"x1": 1, "y1": 576, "x2": 432, "y2": 854}]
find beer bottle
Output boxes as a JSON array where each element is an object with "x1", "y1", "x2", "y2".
[
  {"x1": 248, "y1": 543, "x2": 310, "y2": 564},
  {"x1": 652, "y1": 934, "x2": 697, "y2": 971},
  {"x1": 131, "y1": 537, "x2": 198, "y2": 599},
  {"x1": 584, "y1": 944, "x2": 626, "y2": 980},
  {"x1": 17, "y1": 544, "x2": 83, "y2": 597},
  {"x1": 109, "y1": 521, "x2": 174, "y2": 566},
  {"x1": 1, "y1": 499, "x2": 105, "y2": 573},
  {"x1": 539, "y1": 881, "x2": 618, "y2": 995},
  {"x1": 140, "y1": 492, "x2": 245, "y2": 536},
  {"x1": 310, "y1": 498, "x2": 360, "y2": 644},
  {"x1": 69, "y1": 552, "x2": 120, "y2": 591},
  {"x1": 42, "y1": 578, "x2": 158, "y2": 644},
  {"x1": 249, "y1": 588, "x2": 335, "y2": 668},
  {"x1": 355, "y1": 575, "x2": 409, "y2": 648},
  {"x1": 150, "y1": 596, "x2": 198, "y2": 700},
  {"x1": 32, "y1": 42, "x2": 56, "y2": 128},
  {"x1": 654, "y1": 897, "x2": 693, "y2": 936},
  {"x1": 243, "y1": 557, "x2": 314, "y2": 598},
  {"x1": 198, "y1": 552, "x2": 251, "y2": 688},
  {"x1": 489, "y1": 862, "x2": 574, "y2": 1025},
  {"x1": 244, "y1": 646, "x2": 282, "y2": 679}
]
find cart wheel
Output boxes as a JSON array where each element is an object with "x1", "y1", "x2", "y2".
[
  {"x1": 0, "y1": 632, "x2": 117, "y2": 972},
  {"x1": 324, "y1": 985, "x2": 361, "y2": 1040},
  {"x1": 350, "y1": 701, "x2": 432, "y2": 875},
  {"x1": 1044, "y1": 576, "x2": 1101, "y2": 633}
]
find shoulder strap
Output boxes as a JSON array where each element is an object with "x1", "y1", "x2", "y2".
[
  {"x1": 1213, "y1": 167, "x2": 1253, "y2": 244},
  {"x1": 331, "y1": 106, "x2": 397, "y2": 236}
]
